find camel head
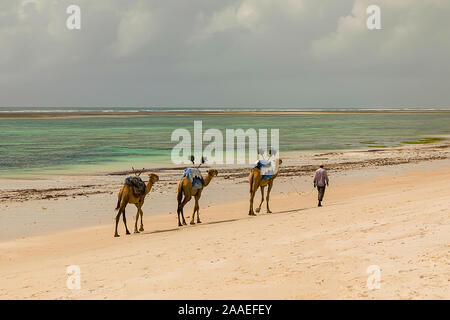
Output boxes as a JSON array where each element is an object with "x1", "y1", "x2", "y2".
[
  {"x1": 207, "y1": 169, "x2": 218, "y2": 177},
  {"x1": 147, "y1": 173, "x2": 159, "y2": 184}
]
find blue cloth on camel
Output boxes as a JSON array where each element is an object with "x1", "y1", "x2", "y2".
[
  {"x1": 183, "y1": 168, "x2": 204, "y2": 190},
  {"x1": 124, "y1": 176, "x2": 146, "y2": 197},
  {"x1": 252, "y1": 160, "x2": 274, "y2": 181}
]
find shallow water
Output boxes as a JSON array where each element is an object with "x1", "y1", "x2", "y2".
[{"x1": 0, "y1": 113, "x2": 449, "y2": 177}]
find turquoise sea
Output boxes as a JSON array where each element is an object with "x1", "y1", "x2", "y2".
[{"x1": 0, "y1": 111, "x2": 449, "y2": 177}]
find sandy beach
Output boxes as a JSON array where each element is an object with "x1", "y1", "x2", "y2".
[{"x1": 0, "y1": 142, "x2": 449, "y2": 299}]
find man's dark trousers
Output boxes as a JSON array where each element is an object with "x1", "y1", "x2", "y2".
[{"x1": 317, "y1": 186, "x2": 326, "y2": 201}]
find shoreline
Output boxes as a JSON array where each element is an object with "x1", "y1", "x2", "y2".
[
  {"x1": 0, "y1": 141, "x2": 448, "y2": 242},
  {"x1": 1, "y1": 110, "x2": 450, "y2": 119},
  {"x1": 1, "y1": 140, "x2": 448, "y2": 180}
]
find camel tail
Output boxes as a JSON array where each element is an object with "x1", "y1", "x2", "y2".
[
  {"x1": 176, "y1": 181, "x2": 183, "y2": 204},
  {"x1": 249, "y1": 173, "x2": 254, "y2": 194},
  {"x1": 115, "y1": 189, "x2": 122, "y2": 210}
]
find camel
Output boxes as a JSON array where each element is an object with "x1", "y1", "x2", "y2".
[
  {"x1": 176, "y1": 168, "x2": 218, "y2": 227},
  {"x1": 248, "y1": 158, "x2": 282, "y2": 216},
  {"x1": 114, "y1": 172, "x2": 159, "y2": 237}
]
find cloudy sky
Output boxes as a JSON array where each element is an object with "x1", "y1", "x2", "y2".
[{"x1": 1, "y1": 0, "x2": 449, "y2": 108}]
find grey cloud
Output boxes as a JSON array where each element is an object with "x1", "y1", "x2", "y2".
[{"x1": 0, "y1": 0, "x2": 449, "y2": 108}]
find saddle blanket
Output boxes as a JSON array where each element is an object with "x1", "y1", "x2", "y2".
[
  {"x1": 183, "y1": 168, "x2": 205, "y2": 190},
  {"x1": 253, "y1": 160, "x2": 275, "y2": 181},
  {"x1": 124, "y1": 176, "x2": 146, "y2": 197}
]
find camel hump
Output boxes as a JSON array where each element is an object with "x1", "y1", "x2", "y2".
[
  {"x1": 124, "y1": 176, "x2": 146, "y2": 197},
  {"x1": 183, "y1": 168, "x2": 203, "y2": 180},
  {"x1": 183, "y1": 168, "x2": 204, "y2": 190},
  {"x1": 252, "y1": 160, "x2": 275, "y2": 180}
]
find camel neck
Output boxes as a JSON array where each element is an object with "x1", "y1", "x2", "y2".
[
  {"x1": 145, "y1": 181, "x2": 153, "y2": 194},
  {"x1": 204, "y1": 174, "x2": 213, "y2": 186}
]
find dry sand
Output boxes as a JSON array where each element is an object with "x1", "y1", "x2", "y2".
[{"x1": 0, "y1": 143, "x2": 449, "y2": 299}]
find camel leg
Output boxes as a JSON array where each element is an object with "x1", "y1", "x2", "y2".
[
  {"x1": 249, "y1": 188, "x2": 257, "y2": 216},
  {"x1": 134, "y1": 205, "x2": 140, "y2": 233},
  {"x1": 196, "y1": 195, "x2": 202, "y2": 224},
  {"x1": 122, "y1": 209, "x2": 131, "y2": 235},
  {"x1": 196, "y1": 191, "x2": 203, "y2": 223},
  {"x1": 177, "y1": 203, "x2": 185, "y2": 227},
  {"x1": 190, "y1": 195, "x2": 200, "y2": 224},
  {"x1": 114, "y1": 209, "x2": 122, "y2": 237},
  {"x1": 177, "y1": 206, "x2": 182, "y2": 227},
  {"x1": 178, "y1": 195, "x2": 190, "y2": 226},
  {"x1": 255, "y1": 186, "x2": 265, "y2": 213},
  {"x1": 266, "y1": 181, "x2": 273, "y2": 213},
  {"x1": 181, "y1": 195, "x2": 191, "y2": 226},
  {"x1": 139, "y1": 208, "x2": 144, "y2": 231},
  {"x1": 180, "y1": 199, "x2": 188, "y2": 226}
]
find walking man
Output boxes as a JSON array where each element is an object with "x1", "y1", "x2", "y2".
[{"x1": 313, "y1": 163, "x2": 329, "y2": 207}]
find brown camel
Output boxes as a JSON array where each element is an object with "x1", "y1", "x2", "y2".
[
  {"x1": 248, "y1": 158, "x2": 283, "y2": 216},
  {"x1": 114, "y1": 173, "x2": 159, "y2": 237},
  {"x1": 176, "y1": 168, "x2": 218, "y2": 227}
]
